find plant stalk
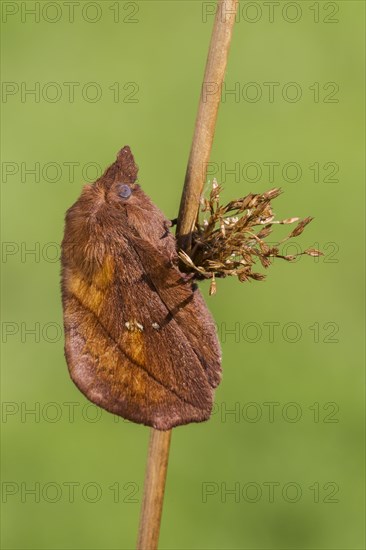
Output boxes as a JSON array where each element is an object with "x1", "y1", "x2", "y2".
[
  {"x1": 177, "y1": 0, "x2": 239, "y2": 253},
  {"x1": 136, "y1": 2, "x2": 238, "y2": 548},
  {"x1": 136, "y1": 430, "x2": 172, "y2": 550}
]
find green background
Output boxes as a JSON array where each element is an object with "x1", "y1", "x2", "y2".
[{"x1": 1, "y1": 1, "x2": 365, "y2": 549}]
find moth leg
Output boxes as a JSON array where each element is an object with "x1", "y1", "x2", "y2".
[
  {"x1": 167, "y1": 250, "x2": 180, "y2": 268},
  {"x1": 161, "y1": 219, "x2": 175, "y2": 239}
]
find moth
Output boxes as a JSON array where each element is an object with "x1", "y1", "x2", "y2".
[{"x1": 61, "y1": 146, "x2": 221, "y2": 430}]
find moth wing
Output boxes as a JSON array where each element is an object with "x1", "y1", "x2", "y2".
[
  {"x1": 62, "y1": 239, "x2": 217, "y2": 430},
  {"x1": 129, "y1": 234, "x2": 222, "y2": 388}
]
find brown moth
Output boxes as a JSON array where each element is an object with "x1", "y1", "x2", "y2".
[{"x1": 61, "y1": 146, "x2": 221, "y2": 430}]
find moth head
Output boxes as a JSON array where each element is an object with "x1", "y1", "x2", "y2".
[
  {"x1": 98, "y1": 146, "x2": 141, "y2": 208},
  {"x1": 75, "y1": 146, "x2": 157, "y2": 224}
]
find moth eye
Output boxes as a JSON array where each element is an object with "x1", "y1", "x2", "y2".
[{"x1": 118, "y1": 184, "x2": 132, "y2": 200}]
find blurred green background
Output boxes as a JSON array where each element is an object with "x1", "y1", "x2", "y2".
[{"x1": 1, "y1": 1, "x2": 364, "y2": 549}]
